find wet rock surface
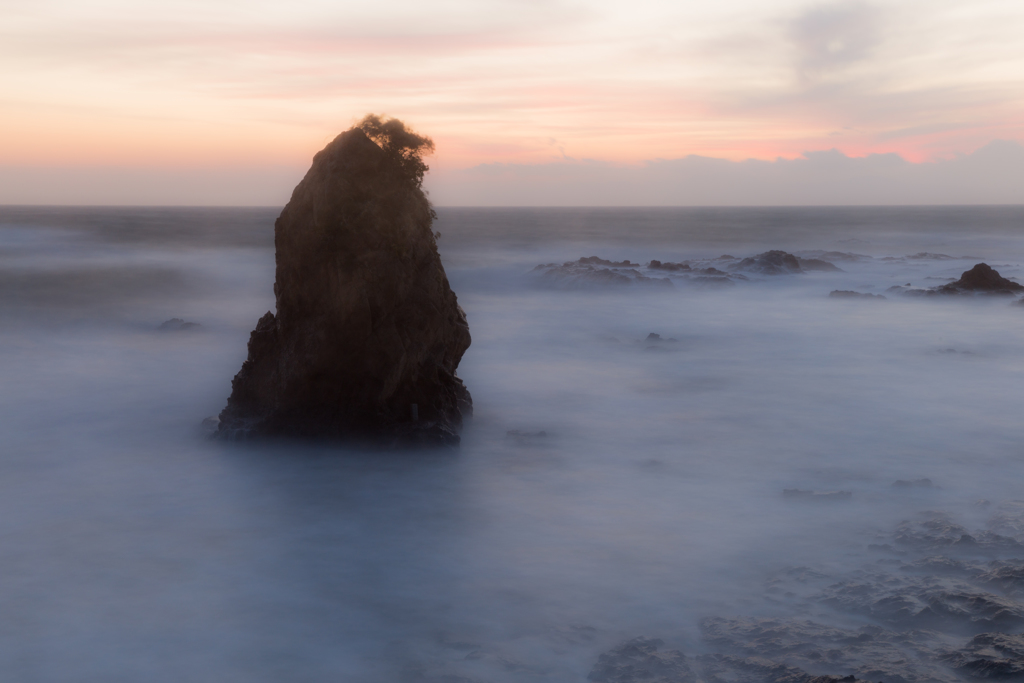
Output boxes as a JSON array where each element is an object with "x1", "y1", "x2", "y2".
[
  {"x1": 700, "y1": 617, "x2": 955, "y2": 683},
  {"x1": 941, "y1": 633, "x2": 1024, "y2": 679},
  {"x1": 818, "y1": 572, "x2": 1024, "y2": 633},
  {"x1": 217, "y1": 122, "x2": 472, "y2": 446},
  {"x1": 588, "y1": 637, "x2": 698, "y2": 683},
  {"x1": 893, "y1": 515, "x2": 1024, "y2": 556},
  {"x1": 589, "y1": 501, "x2": 1024, "y2": 683}
]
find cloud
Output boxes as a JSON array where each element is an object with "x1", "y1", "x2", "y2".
[
  {"x1": 424, "y1": 140, "x2": 1024, "y2": 206},
  {"x1": 1, "y1": 140, "x2": 1021, "y2": 206},
  {"x1": 790, "y1": 0, "x2": 881, "y2": 83}
]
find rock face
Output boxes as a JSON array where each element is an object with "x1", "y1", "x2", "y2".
[{"x1": 217, "y1": 122, "x2": 472, "y2": 445}]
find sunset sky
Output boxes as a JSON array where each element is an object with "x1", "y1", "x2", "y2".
[{"x1": 2, "y1": 0, "x2": 1023, "y2": 204}]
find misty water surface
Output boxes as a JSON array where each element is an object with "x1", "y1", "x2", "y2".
[{"x1": 0, "y1": 206, "x2": 1023, "y2": 682}]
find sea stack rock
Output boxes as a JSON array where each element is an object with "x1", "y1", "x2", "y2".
[{"x1": 217, "y1": 116, "x2": 472, "y2": 446}]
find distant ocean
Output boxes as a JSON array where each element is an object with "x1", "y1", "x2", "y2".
[{"x1": 1, "y1": 205, "x2": 1023, "y2": 681}]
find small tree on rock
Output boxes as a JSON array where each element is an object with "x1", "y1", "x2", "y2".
[{"x1": 357, "y1": 114, "x2": 435, "y2": 187}]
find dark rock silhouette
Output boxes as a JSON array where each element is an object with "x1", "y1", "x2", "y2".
[
  {"x1": 578, "y1": 256, "x2": 638, "y2": 267},
  {"x1": 734, "y1": 250, "x2": 803, "y2": 275},
  {"x1": 648, "y1": 260, "x2": 691, "y2": 272},
  {"x1": 532, "y1": 260, "x2": 673, "y2": 289},
  {"x1": 733, "y1": 250, "x2": 841, "y2": 275},
  {"x1": 217, "y1": 118, "x2": 471, "y2": 446},
  {"x1": 886, "y1": 264, "x2": 1023, "y2": 297},
  {"x1": 936, "y1": 263, "x2": 1024, "y2": 294}
]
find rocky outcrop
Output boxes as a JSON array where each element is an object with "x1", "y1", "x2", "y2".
[
  {"x1": 935, "y1": 263, "x2": 1024, "y2": 294},
  {"x1": 733, "y1": 250, "x2": 803, "y2": 275},
  {"x1": 532, "y1": 259, "x2": 673, "y2": 289},
  {"x1": 648, "y1": 260, "x2": 691, "y2": 272},
  {"x1": 889, "y1": 264, "x2": 1024, "y2": 297},
  {"x1": 217, "y1": 119, "x2": 471, "y2": 446},
  {"x1": 732, "y1": 250, "x2": 841, "y2": 275}
]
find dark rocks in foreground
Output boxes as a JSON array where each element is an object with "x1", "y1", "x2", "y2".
[
  {"x1": 942, "y1": 633, "x2": 1024, "y2": 678},
  {"x1": 588, "y1": 499, "x2": 1024, "y2": 683},
  {"x1": 217, "y1": 120, "x2": 471, "y2": 446},
  {"x1": 589, "y1": 635, "x2": 863, "y2": 683},
  {"x1": 588, "y1": 637, "x2": 697, "y2": 683}
]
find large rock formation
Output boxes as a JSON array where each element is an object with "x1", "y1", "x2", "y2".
[{"x1": 217, "y1": 117, "x2": 472, "y2": 446}]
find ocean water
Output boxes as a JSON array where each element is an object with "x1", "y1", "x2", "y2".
[{"x1": 1, "y1": 205, "x2": 1024, "y2": 681}]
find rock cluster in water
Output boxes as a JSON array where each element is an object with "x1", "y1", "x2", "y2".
[
  {"x1": 589, "y1": 499, "x2": 1024, "y2": 683},
  {"x1": 887, "y1": 263, "x2": 1024, "y2": 297},
  {"x1": 531, "y1": 251, "x2": 1024, "y2": 304},
  {"x1": 217, "y1": 118, "x2": 472, "y2": 446},
  {"x1": 530, "y1": 250, "x2": 848, "y2": 290}
]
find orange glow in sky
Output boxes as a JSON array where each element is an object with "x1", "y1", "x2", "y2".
[{"x1": 1, "y1": 0, "x2": 1023, "y2": 203}]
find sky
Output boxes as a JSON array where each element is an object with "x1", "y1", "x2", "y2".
[{"x1": 1, "y1": 0, "x2": 1022, "y2": 205}]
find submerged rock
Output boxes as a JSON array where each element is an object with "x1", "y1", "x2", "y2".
[
  {"x1": 700, "y1": 617, "x2": 955, "y2": 683},
  {"x1": 588, "y1": 637, "x2": 697, "y2": 683},
  {"x1": 818, "y1": 573, "x2": 1024, "y2": 633},
  {"x1": 829, "y1": 290, "x2": 886, "y2": 300},
  {"x1": 217, "y1": 117, "x2": 471, "y2": 446},
  {"x1": 783, "y1": 489, "x2": 852, "y2": 501},
  {"x1": 941, "y1": 632, "x2": 1024, "y2": 678},
  {"x1": 696, "y1": 654, "x2": 857, "y2": 683},
  {"x1": 893, "y1": 516, "x2": 1024, "y2": 556},
  {"x1": 158, "y1": 317, "x2": 201, "y2": 331}
]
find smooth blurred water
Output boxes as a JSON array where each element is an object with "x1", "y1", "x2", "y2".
[{"x1": 1, "y1": 205, "x2": 1023, "y2": 682}]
